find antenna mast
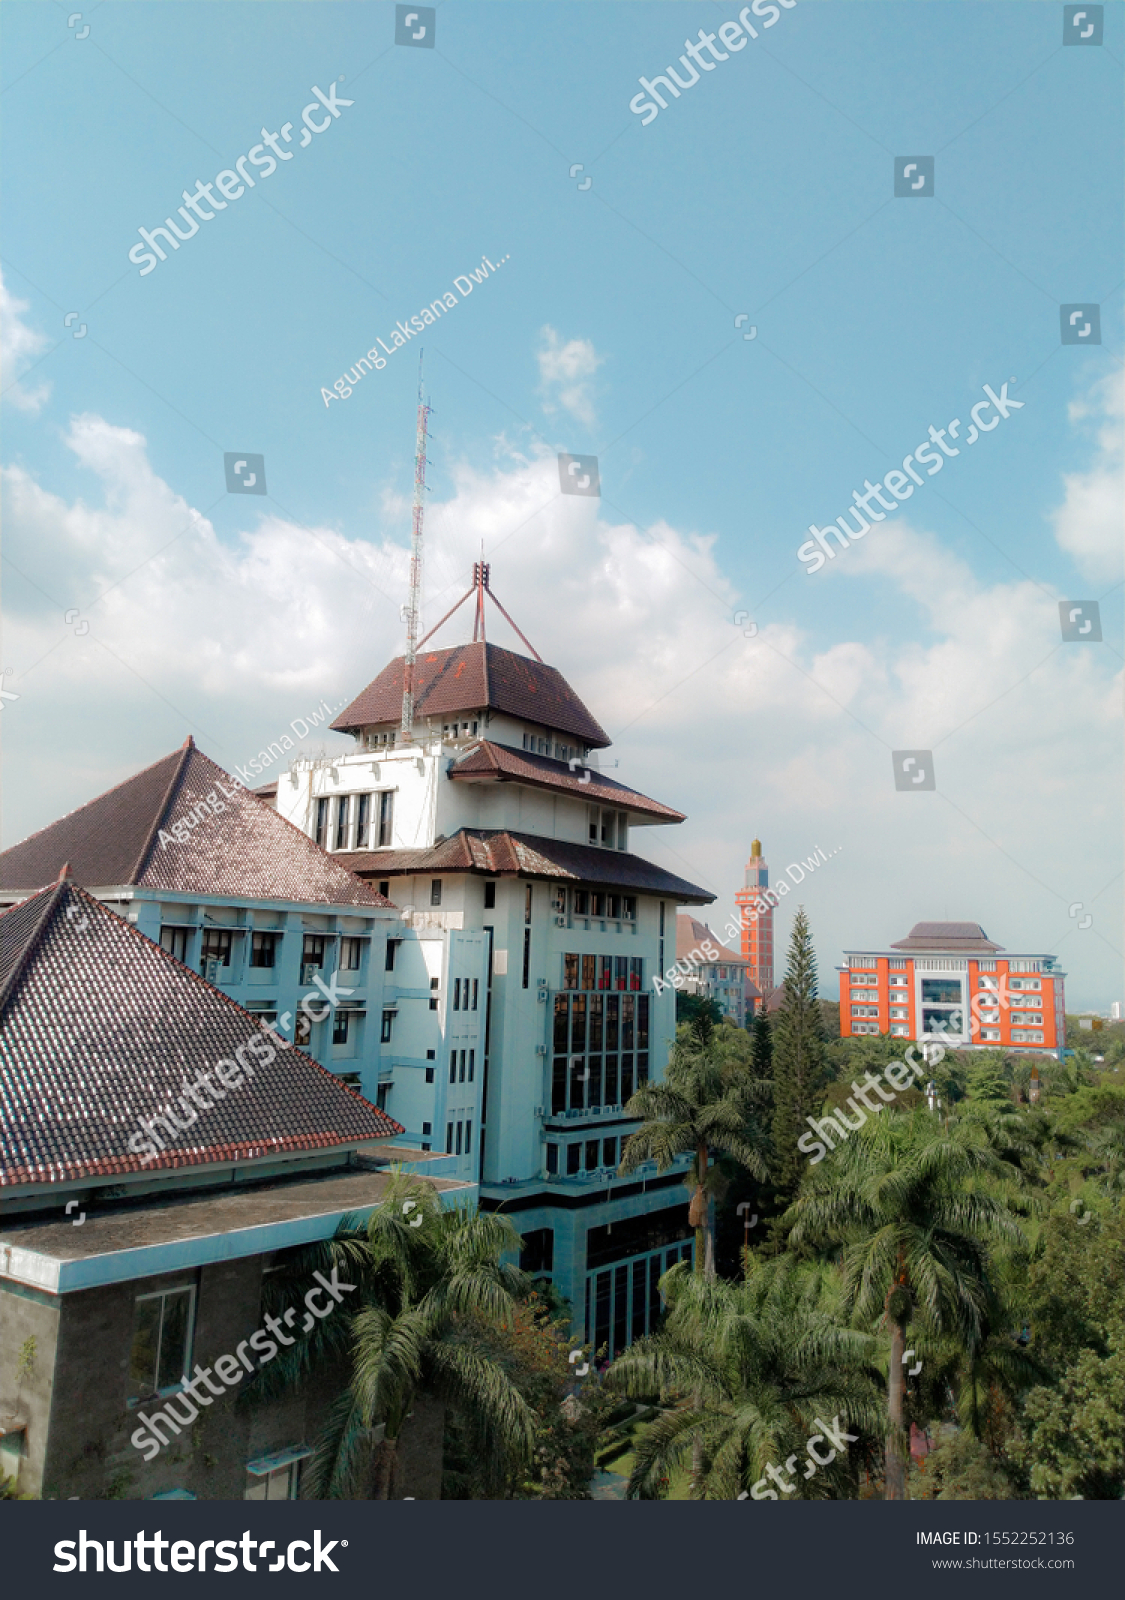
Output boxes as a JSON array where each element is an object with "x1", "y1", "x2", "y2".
[{"x1": 401, "y1": 354, "x2": 432, "y2": 741}]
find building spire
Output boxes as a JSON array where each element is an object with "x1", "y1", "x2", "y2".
[{"x1": 401, "y1": 353, "x2": 432, "y2": 741}]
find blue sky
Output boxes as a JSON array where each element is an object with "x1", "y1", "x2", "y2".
[{"x1": 3, "y1": 0, "x2": 1122, "y2": 1007}]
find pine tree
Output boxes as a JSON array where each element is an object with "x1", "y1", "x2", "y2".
[
  {"x1": 751, "y1": 1010, "x2": 773, "y2": 1080},
  {"x1": 770, "y1": 907, "x2": 828, "y2": 1195}
]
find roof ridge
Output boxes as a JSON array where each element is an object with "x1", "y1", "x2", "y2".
[
  {"x1": 0, "y1": 879, "x2": 71, "y2": 1013},
  {"x1": 130, "y1": 737, "x2": 196, "y2": 881},
  {"x1": 0, "y1": 744, "x2": 187, "y2": 861}
]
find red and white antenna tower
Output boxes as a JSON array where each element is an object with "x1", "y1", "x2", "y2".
[{"x1": 400, "y1": 354, "x2": 432, "y2": 741}]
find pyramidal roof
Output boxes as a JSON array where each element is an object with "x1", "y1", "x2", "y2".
[
  {"x1": 0, "y1": 739, "x2": 391, "y2": 907},
  {"x1": 330, "y1": 640, "x2": 611, "y2": 749},
  {"x1": 889, "y1": 921, "x2": 1002, "y2": 953},
  {"x1": 0, "y1": 879, "x2": 402, "y2": 1188}
]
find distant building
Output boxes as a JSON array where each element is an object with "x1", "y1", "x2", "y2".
[
  {"x1": 0, "y1": 879, "x2": 467, "y2": 1501},
  {"x1": 734, "y1": 838, "x2": 774, "y2": 999},
  {"x1": 838, "y1": 921, "x2": 1066, "y2": 1056},
  {"x1": 675, "y1": 914, "x2": 760, "y2": 1026}
]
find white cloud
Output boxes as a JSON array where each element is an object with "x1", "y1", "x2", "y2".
[
  {"x1": 536, "y1": 325, "x2": 604, "y2": 429},
  {"x1": 1050, "y1": 366, "x2": 1123, "y2": 583},
  {"x1": 0, "y1": 271, "x2": 52, "y2": 414},
  {"x1": 3, "y1": 403, "x2": 1121, "y2": 1005}
]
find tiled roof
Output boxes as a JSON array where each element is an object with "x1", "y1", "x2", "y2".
[
  {"x1": 889, "y1": 921, "x2": 1003, "y2": 953},
  {"x1": 0, "y1": 739, "x2": 392, "y2": 909},
  {"x1": 345, "y1": 830, "x2": 714, "y2": 903},
  {"x1": 331, "y1": 642, "x2": 611, "y2": 748},
  {"x1": 675, "y1": 915, "x2": 757, "y2": 990},
  {"x1": 448, "y1": 742, "x2": 684, "y2": 821},
  {"x1": 0, "y1": 880, "x2": 402, "y2": 1188}
]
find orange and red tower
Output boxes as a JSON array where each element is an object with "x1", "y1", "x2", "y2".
[{"x1": 735, "y1": 838, "x2": 774, "y2": 1002}]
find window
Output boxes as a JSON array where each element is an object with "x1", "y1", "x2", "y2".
[
  {"x1": 377, "y1": 790, "x2": 395, "y2": 847},
  {"x1": 465, "y1": 1122, "x2": 472, "y2": 1155},
  {"x1": 355, "y1": 792, "x2": 371, "y2": 849},
  {"x1": 302, "y1": 935, "x2": 326, "y2": 969},
  {"x1": 200, "y1": 929, "x2": 232, "y2": 968},
  {"x1": 422, "y1": 1121, "x2": 432, "y2": 1136},
  {"x1": 471, "y1": 979, "x2": 479, "y2": 1010},
  {"x1": 334, "y1": 795, "x2": 350, "y2": 851},
  {"x1": 450, "y1": 1051, "x2": 457, "y2": 1084},
  {"x1": 522, "y1": 928, "x2": 531, "y2": 989},
  {"x1": 425, "y1": 1067, "x2": 434, "y2": 1084},
  {"x1": 378, "y1": 880, "x2": 390, "y2": 898},
  {"x1": 468, "y1": 1049, "x2": 475, "y2": 1082},
  {"x1": 314, "y1": 797, "x2": 329, "y2": 846},
  {"x1": 1009, "y1": 978, "x2": 1042, "y2": 992},
  {"x1": 566, "y1": 1144, "x2": 581, "y2": 1176},
  {"x1": 546, "y1": 1143, "x2": 559, "y2": 1175},
  {"x1": 430, "y1": 879, "x2": 443, "y2": 907},
  {"x1": 128, "y1": 1286, "x2": 195, "y2": 1400},
  {"x1": 430, "y1": 976, "x2": 440, "y2": 1011},
  {"x1": 851, "y1": 973, "x2": 879, "y2": 985},
  {"x1": 244, "y1": 1458, "x2": 303, "y2": 1500},
  {"x1": 381, "y1": 1010, "x2": 395, "y2": 1043},
  {"x1": 573, "y1": 890, "x2": 589, "y2": 916},
  {"x1": 455, "y1": 1123, "x2": 463, "y2": 1155},
  {"x1": 426, "y1": 1048, "x2": 436, "y2": 1059},
  {"x1": 890, "y1": 1024, "x2": 910, "y2": 1037},
  {"x1": 376, "y1": 1084, "x2": 390, "y2": 1111},
  {"x1": 446, "y1": 1124, "x2": 454, "y2": 1154},
  {"x1": 453, "y1": 978, "x2": 461, "y2": 1011},
  {"x1": 623, "y1": 897, "x2": 636, "y2": 921},
  {"x1": 585, "y1": 1140, "x2": 599, "y2": 1172},
  {"x1": 853, "y1": 1021, "x2": 879, "y2": 1035},
  {"x1": 851, "y1": 990, "x2": 879, "y2": 1003},
  {"x1": 160, "y1": 926, "x2": 190, "y2": 962},
  {"x1": 459, "y1": 1050, "x2": 467, "y2": 1083},
  {"x1": 852, "y1": 1006, "x2": 879, "y2": 1017},
  {"x1": 295, "y1": 1012, "x2": 312, "y2": 1047},
  {"x1": 340, "y1": 937, "x2": 362, "y2": 971},
  {"x1": 603, "y1": 1138, "x2": 617, "y2": 1168},
  {"x1": 332, "y1": 1011, "x2": 351, "y2": 1045},
  {"x1": 385, "y1": 940, "x2": 398, "y2": 972},
  {"x1": 889, "y1": 1006, "x2": 909, "y2": 1018},
  {"x1": 250, "y1": 931, "x2": 277, "y2": 969},
  {"x1": 1012, "y1": 1029, "x2": 1044, "y2": 1043},
  {"x1": 484, "y1": 882, "x2": 496, "y2": 909},
  {"x1": 520, "y1": 1227, "x2": 554, "y2": 1273}
]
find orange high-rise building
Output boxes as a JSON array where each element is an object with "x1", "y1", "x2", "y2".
[{"x1": 735, "y1": 838, "x2": 774, "y2": 1002}]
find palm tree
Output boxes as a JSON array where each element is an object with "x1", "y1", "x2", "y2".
[
  {"x1": 619, "y1": 1013, "x2": 769, "y2": 1277},
  {"x1": 605, "y1": 1256, "x2": 883, "y2": 1499},
  {"x1": 785, "y1": 1108, "x2": 1025, "y2": 1499},
  {"x1": 248, "y1": 1174, "x2": 539, "y2": 1498}
]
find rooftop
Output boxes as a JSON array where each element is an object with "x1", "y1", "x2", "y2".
[
  {"x1": 347, "y1": 829, "x2": 714, "y2": 904},
  {"x1": 889, "y1": 921, "x2": 1003, "y2": 954},
  {"x1": 448, "y1": 741, "x2": 684, "y2": 823},
  {"x1": 331, "y1": 641, "x2": 611, "y2": 749},
  {"x1": 0, "y1": 738, "x2": 393, "y2": 908},
  {"x1": 0, "y1": 880, "x2": 402, "y2": 1190}
]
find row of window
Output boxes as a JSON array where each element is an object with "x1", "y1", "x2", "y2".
[
  {"x1": 586, "y1": 1246, "x2": 693, "y2": 1361},
  {"x1": 251, "y1": 1006, "x2": 360, "y2": 1047},
  {"x1": 449, "y1": 1048, "x2": 476, "y2": 1083},
  {"x1": 445, "y1": 1119, "x2": 473, "y2": 1156},
  {"x1": 314, "y1": 790, "x2": 394, "y2": 852},
  {"x1": 451, "y1": 977, "x2": 479, "y2": 1010},
  {"x1": 562, "y1": 954, "x2": 645, "y2": 992},
  {"x1": 587, "y1": 806, "x2": 629, "y2": 851},
  {"x1": 554, "y1": 992, "x2": 650, "y2": 1054},
  {"x1": 522, "y1": 729, "x2": 588, "y2": 765},
  {"x1": 163, "y1": 928, "x2": 364, "y2": 973},
  {"x1": 546, "y1": 1135, "x2": 622, "y2": 1177},
  {"x1": 554, "y1": 887, "x2": 638, "y2": 922}
]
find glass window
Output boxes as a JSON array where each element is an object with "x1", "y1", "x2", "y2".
[
  {"x1": 459, "y1": 1050, "x2": 467, "y2": 1083},
  {"x1": 522, "y1": 927, "x2": 531, "y2": 989},
  {"x1": 302, "y1": 935, "x2": 326, "y2": 968},
  {"x1": 334, "y1": 795, "x2": 350, "y2": 851},
  {"x1": 355, "y1": 792, "x2": 370, "y2": 849},
  {"x1": 484, "y1": 882, "x2": 496, "y2": 909},
  {"x1": 471, "y1": 979, "x2": 479, "y2": 1010},
  {"x1": 446, "y1": 1124, "x2": 454, "y2": 1154},
  {"x1": 921, "y1": 979, "x2": 963, "y2": 1004},
  {"x1": 546, "y1": 1143, "x2": 559, "y2": 1175},
  {"x1": 564, "y1": 953, "x2": 579, "y2": 991},
  {"x1": 617, "y1": 813, "x2": 628, "y2": 851},
  {"x1": 377, "y1": 790, "x2": 395, "y2": 847},
  {"x1": 571, "y1": 994, "x2": 587, "y2": 1053},
  {"x1": 573, "y1": 889, "x2": 589, "y2": 916},
  {"x1": 200, "y1": 929, "x2": 232, "y2": 968},
  {"x1": 455, "y1": 1122, "x2": 463, "y2": 1156},
  {"x1": 450, "y1": 1051, "x2": 457, "y2": 1083},
  {"x1": 591, "y1": 893, "x2": 605, "y2": 918},
  {"x1": 468, "y1": 1049, "x2": 475, "y2": 1082},
  {"x1": 332, "y1": 1011, "x2": 350, "y2": 1045},
  {"x1": 340, "y1": 937, "x2": 362, "y2": 971},
  {"x1": 381, "y1": 1010, "x2": 394, "y2": 1043},
  {"x1": 314, "y1": 796, "x2": 329, "y2": 846},
  {"x1": 608, "y1": 894, "x2": 621, "y2": 920},
  {"x1": 430, "y1": 879, "x2": 443, "y2": 907},
  {"x1": 425, "y1": 1067, "x2": 434, "y2": 1084},
  {"x1": 585, "y1": 1140, "x2": 599, "y2": 1171},
  {"x1": 464, "y1": 1122, "x2": 472, "y2": 1155},
  {"x1": 603, "y1": 1138, "x2": 616, "y2": 1168},
  {"x1": 128, "y1": 1286, "x2": 194, "y2": 1400},
  {"x1": 244, "y1": 1460, "x2": 302, "y2": 1501},
  {"x1": 623, "y1": 897, "x2": 636, "y2": 920},
  {"x1": 250, "y1": 931, "x2": 277, "y2": 969},
  {"x1": 161, "y1": 926, "x2": 189, "y2": 963},
  {"x1": 453, "y1": 978, "x2": 461, "y2": 1011},
  {"x1": 615, "y1": 957, "x2": 629, "y2": 992},
  {"x1": 295, "y1": 1011, "x2": 312, "y2": 1047},
  {"x1": 566, "y1": 1143, "x2": 581, "y2": 1176},
  {"x1": 385, "y1": 939, "x2": 398, "y2": 972}
]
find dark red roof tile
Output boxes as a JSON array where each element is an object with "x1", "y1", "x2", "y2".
[
  {"x1": 331, "y1": 642, "x2": 610, "y2": 748},
  {"x1": 0, "y1": 883, "x2": 401, "y2": 1188},
  {"x1": 0, "y1": 741, "x2": 392, "y2": 909}
]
